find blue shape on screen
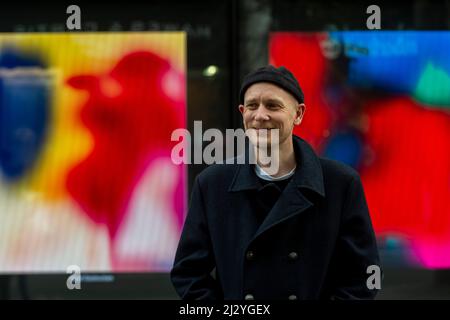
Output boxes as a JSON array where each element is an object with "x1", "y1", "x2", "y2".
[
  {"x1": 0, "y1": 49, "x2": 50, "y2": 181},
  {"x1": 328, "y1": 31, "x2": 450, "y2": 95},
  {"x1": 323, "y1": 130, "x2": 363, "y2": 168},
  {"x1": 0, "y1": 48, "x2": 46, "y2": 69}
]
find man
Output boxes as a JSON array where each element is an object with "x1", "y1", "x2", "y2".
[{"x1": 171, "y1": 65, "x2": 380, "y2": 300}]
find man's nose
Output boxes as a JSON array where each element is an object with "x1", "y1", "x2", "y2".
[{"x1": 254, "y1": 104, "x2": 270, "y2": 121}]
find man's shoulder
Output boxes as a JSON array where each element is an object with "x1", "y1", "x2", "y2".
[
  {"x1": 296, "y1": 135, "x2": 360, "y2": 183},
  {"x1": 319, "y1": 157, "x2": 361, "y2": 182}
]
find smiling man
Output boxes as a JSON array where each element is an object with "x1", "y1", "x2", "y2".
[{"x1": 171, "y1": 65, "x2": 381, "y2": 300}]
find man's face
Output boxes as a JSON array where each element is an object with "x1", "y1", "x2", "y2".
[{"x1": 239, "y1": 82, "x2": 305, "y2": 148}]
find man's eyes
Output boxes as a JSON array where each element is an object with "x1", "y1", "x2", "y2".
[
  {"x1": 245, "y1": 103, "x2": 281, "y2": 109},
  {"x1": 267, "y1": 103, "x2": 281, "y2": 109}
]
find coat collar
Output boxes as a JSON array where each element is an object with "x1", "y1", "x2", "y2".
[
  {"x1": 228, "y1": 134, "x2": 325, "y2": 198},
  {"x1": 228, "y1": 134, "x2": 326, "y2": 243}
]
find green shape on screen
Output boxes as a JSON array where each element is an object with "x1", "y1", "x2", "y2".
[{"x1": 414, "y1": 62, "x2": 450, "y2": 109}]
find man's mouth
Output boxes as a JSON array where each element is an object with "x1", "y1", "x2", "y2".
[{"x1": 252, "y1": 127, "x2": 276, "y2": 130}]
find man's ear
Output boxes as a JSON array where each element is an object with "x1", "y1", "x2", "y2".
[
  {"x1": 294, "y1": 103, "x2": 306, "y2": 125},
  {"x1": 238, "y1": 104, "x2": 245, "y2": 115}
]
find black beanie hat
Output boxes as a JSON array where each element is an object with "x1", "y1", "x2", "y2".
[{"x1": 239, "y1": 65, "x2": 304, "y2": 104}]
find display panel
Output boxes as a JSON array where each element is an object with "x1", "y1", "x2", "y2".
[
  {"x1": 270, "y1": 31, "x2": 450, "y2": 269},
  {"x1": 0, "y1": 32, "x2": 186, "y2": 272}
]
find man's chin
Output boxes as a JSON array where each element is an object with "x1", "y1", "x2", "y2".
[
  {"x1": 246, "y1": 129, "x2": 278, "y2": 143},
  {"x1": 248, "y1": 138, "x2": 280, "y2": 149}
]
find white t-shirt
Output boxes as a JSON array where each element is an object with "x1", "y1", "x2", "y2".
[{"x1": 254, "y1": 164, "x2": 296, "y2": 182}]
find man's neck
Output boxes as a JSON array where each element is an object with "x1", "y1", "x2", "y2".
[{"x1": 256, "y1": 137, "x2": 296, "y2": 178}]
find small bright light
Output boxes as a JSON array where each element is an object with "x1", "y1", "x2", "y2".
[{"x1": 203, "y1": 65, "x2": 218, "y2": 77}]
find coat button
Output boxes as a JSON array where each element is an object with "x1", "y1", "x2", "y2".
[
  {"x1": 246, "y1": 251, "x2": 255, "y2": 261},
  {"x1": 245, "y1": 294, "x2": 255, "y2": 300},
  {"x1": 288, "y1": 251, "x2": 298, "y2": 261},
  {"x1": 288, "y1": 295, "x2": 298, "y2": 300}
]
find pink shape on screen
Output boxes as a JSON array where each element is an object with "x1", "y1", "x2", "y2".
[
  {"x1": 66, "y1": 51, "x2": 186, "y2": 240},
  {"x1": 270, "y1": 32, "x2": 450, "y2": 268}
]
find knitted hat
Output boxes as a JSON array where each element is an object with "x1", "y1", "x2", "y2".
[{"x1": 239, "y1": 65, "x2": 304, "y2": 104}]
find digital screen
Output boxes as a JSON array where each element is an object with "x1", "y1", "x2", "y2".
[
  {"x1": 0, "y1": 32, "x2": 187, "y2": 272},
  {"x1": 270, "y1": 31, "x2": 450, "y2": 269}
]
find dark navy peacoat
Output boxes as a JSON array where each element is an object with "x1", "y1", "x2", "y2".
[{"x1": 171, "y1": 135, "x2": 381, "y2": 300}]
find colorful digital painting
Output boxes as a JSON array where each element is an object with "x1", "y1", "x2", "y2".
[
  {"x1": 270, "y1": 31, "x2": 450, "y2": 269},
  {"x1": 0, "y1": 32, "x2": 186, "y2": 272}
]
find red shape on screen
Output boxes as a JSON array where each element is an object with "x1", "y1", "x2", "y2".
[{"x1": 66, "y1": 51, "x2": 185, "y2": 239}]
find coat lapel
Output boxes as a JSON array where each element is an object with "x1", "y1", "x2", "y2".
[
  {"x1": 252, "y1": 181, "x2": 314, "y2": 240},
  {"x1": 228, "y1": 135, "x2": 326, "y2": 241}
]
